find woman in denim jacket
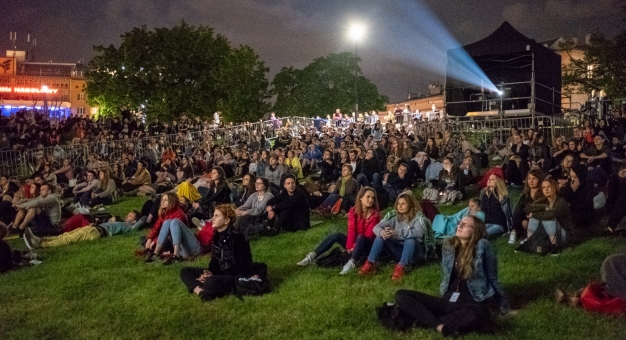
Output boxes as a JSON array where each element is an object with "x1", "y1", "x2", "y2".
[{"x1": 395, "y1": 215, "x2": 509, "y2": 337}]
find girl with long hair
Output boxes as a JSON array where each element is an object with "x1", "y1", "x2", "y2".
[
  {"x1": 144, "y1": 192, "x2": 188, "y2": 256},
  {"x1": 199, "y1": 167, "x2": 231, "y2": 214},
  {"x1": 180, "y1": 204, "x2": 253, "y2": 301},
  {"x1": 145, "y1": 193, "x2": 206, "y2": 264},
  {"x1": 523, "y1": 179, "x2": 572, "y2": 254},
  {"x1": 394, "y1": 215, "x2": 509, "y2": 336},
  {"x1": 89, "y1": 169, "x2": 117, "y2": 207},
  {"x1": 510, "y1": 169, "x2": 544, "y2": 244},
  {"x1": 298, "y1": 187, "x2": 381, "y2": 275},
  {"x1": 479, "y1": 173, "x2": 513, "y2": 236},
  {"x1": 425, "y1": 137, "x2": 440, "y2": 160},
  {"x1": 359, "y1": 191, "x2": 429, "y2": 281}
]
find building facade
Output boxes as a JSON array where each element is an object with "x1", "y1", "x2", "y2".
[{"x1": 0, "y1": 50, "x2": 94, "y2": 117}]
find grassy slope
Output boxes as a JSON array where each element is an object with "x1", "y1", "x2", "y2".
[{"x1": 1, "y1": 195, "x2": 626, "y2": 340}]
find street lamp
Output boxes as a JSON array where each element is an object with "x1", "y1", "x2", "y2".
[{"x1": 348, "y1": 23, "x2": 365, "y2": 117}]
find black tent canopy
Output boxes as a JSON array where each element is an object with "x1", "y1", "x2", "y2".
[{"x1": 445, "y1": 21, "x2": 561, "y2": 117}]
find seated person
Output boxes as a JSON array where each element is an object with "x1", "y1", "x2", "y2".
[
  {"x1": 264, "y1": 154, "x2": 285, "y2": 191},
  {"x1": 316, "y1": 150, "x2": 339, "y2": 188},
  {"x1": 511, "y1": 169, "x2": 544, "y2": 244},
  {"x1": 234, "y1": 177, "x2": 274, "y2": 237},
  {"x1": 436, "y1": 157, "x2": 463, "y2": 205},
  {"x1": 233, "y1": 173, "x2": 255, "y2": 208},
  {"x1": 121, "y1": 161, "x2": 152, "y2": 196},
  {"x1": 359, "y1": 192, "x2": 430, "y2": 281},
  {"x1": 394, "y1": 216, "x2": 509, "y2": 337},
  {"x1": 10, "y1": 183, "x2": 61, "y2": 236},
  {"x1": 89, "y1": 169, "x2": 117, "y2": 208},
  {"x1": 560, "y1": 164, "x2": 595, "y2": 230},
  {"x1": 374, "y1": 163, "x2": 413, "y2": 203},
  {"x1": 0, "y1": 223, "x2": 13, "y2": 273},
  {"x1": 356, "y1": 149, "x2": 382, "y2": 189},
  {"x1": 298, "y1": 187, "x2": 381, "y2": 275},
  {"x1": 480, "y1": 174, "x2": 513, "y2": 237},
  {"x1": 198, "y1": 167, "x2": 231, "y2": 215},
  {"x1": 432, "y1": 198, "x2": 484, "y2": 239},
  {"x1": 143, "y1": 192, "x2": 188, "y2": 254},
  {"x1": 523, "y1": 179, "x2": 572, "y2": 254},
  {"x1": 604, "y1": 166, "x2": 626, "y2": 235},
  {"x1": 301, "y1": 144, "x2": 322, "y2": 173},
  {"x1": 23, "y1": 211, "x2": 143, "y2": 249},
  {"x1": 265, "y1": 175, "x2": 310, "y2": 234},
  {"x1": 601, "y1": 252, "x2": 626, "y2": 299},
  {"x1": 313, "y1": 164, "x2": 357, "y2": 215},
  {"x1": 70, "y1": 170, "x2": 99, "y2": 208},
  {"x1": 179, "y1": 204, "x2": 252, "y2": 301},
  {"x1": 581, "y1": 135, "x2": 611, "y2": 186}
]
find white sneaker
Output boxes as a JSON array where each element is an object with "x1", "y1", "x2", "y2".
[
  {"x1": 297, "y1": 252, "x2": 317, "y2": 266},
  {"x1": 339, "y1": 259, "x2": 356, "y2": 275},
  {"x1": 191, "y1": 217, "x2": 205, "y2": 230},
  {"x1": 508, "y1": 232, "x2": 517, "y2": 244}
]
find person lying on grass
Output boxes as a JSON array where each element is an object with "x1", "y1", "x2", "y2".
[
  {"x1": 298, "y1": 186, "x2": 381, "y2": 275},
  {"x1": 179, "y1": 204, "x2": 252, "y2": 301},
  {"x1": 394, "y1": 215, "x2": 510, "y2": 337},
  {"x1": 359, "y1": 191, "x2": 429, "y2": 282},
  {"x1": 23, "y1": 211, "x2": 142, "y2": 250},
  {"x1": 432, "y1": 198, "x2": 484, "y2": 239}
]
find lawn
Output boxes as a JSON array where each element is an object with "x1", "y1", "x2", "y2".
[{"x1": 1, "y1": 193, "x2": 626, "y2": 340}]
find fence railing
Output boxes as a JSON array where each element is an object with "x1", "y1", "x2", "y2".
[{"x1": 0, "y1": 114, "x2": 575, "y2": 178}]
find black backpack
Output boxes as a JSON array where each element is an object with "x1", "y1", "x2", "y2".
[
  {"x1": 376, "y1": 302, "x2": 415, "y2": 332},
  {"x1": 315, "y1": 248, "x2": 351, "y2": 268},
  {"x1": 518, "y1": 220, "x2": 564, "y2": 255},
  {"x1": 235, "y1": 262, "x2": 270, "y2": 298}
]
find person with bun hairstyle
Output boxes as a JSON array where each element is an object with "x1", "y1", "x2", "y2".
[
  {"x1": 394, "y1": 215, "x2": 509, "y2": 337},
  {"x1": 179, "y1": 204, "x2": 252, "y2": 301},
  {"x1": 297, "y1": 187, "x2": 381, "y2": 275}
]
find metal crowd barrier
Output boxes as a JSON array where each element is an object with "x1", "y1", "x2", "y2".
[{"x1": 0, "y1": 117, "x2": 316, "y2": 177}]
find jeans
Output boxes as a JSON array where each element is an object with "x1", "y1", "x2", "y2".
[
  {"x1": 355, "y1": 173, "x2": 370, "y2": 190},
  {"x1": 197, "y1": 186, "x2": 210, "y2": 198},
  {"x1": 314, "y1": 232, "x2": 347, "y2": 255},
  {"x1": 180, "y1": 267, "x2": 236, "y2": 299},
  {"x1": 157, "y1": 218, "x2": 201, "y2": 258},
  {"x1": 319, "y1": 194, "x2": 340, "y2": 209},
  {"x1": 367, "y1": 236, "x2": 422, "y2": 267},
  {"x1": 485, "y1": 223, "x2": 505, "y2": 236},
  {"x1": 528, "y1": 218, "x2": 567, "y2": 242}
]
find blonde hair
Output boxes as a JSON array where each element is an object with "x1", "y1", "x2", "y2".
[{"x1": 488, "y1": 174, "x2": 509, "y2": 202}]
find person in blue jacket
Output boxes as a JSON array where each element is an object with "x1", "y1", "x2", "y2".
[
  {"x1": 394, "y1": 215, "x2": 510, "y2": 337},
  {"x1": 432, "y1": 198, "x2": 485, "y2": 239}
]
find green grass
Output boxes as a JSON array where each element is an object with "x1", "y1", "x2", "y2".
[{"x1": 1, "y1": 193, "x2": 626, "y2": 340}]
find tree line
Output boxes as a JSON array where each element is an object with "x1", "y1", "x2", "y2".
[{"x1": 86, "y1": 21, "x2": 389, "y2": 123}]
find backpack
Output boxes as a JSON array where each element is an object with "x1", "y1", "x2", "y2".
[
  {"x1": 315, "y1": 247, "x2": 351, "y2": 268},
  {"x1": 518, "y1": 221, "x2": 555, "y2": 255},
  {"x1": 235, "y1": 262, "x2": 270, "y2": 298},
  {"x1": 376, "y1": 302, "x2": 415, "y2": 331}
]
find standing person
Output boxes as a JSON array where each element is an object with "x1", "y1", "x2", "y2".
[
  {"x1": 359, "y1": 192, "x2": 429, "y2": 281},
  {"x1": 179, "y1": 204, "x2": 252, "y2": 301},
  {"x1": 298, "y1": 187, "x2": 381, "y2": 274},
  {"x1": 394, "y1": 215, "x2": 509, "y2": 337},
  {"x1": 479, "y1": 174, "x2": 513, "y2": 237}
]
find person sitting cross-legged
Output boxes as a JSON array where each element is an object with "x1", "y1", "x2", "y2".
[
  {"x1": 179, "y1": 204, "x2": 253, "y2": 302},
  {"x1": 359, "y1": 191, "x2": 430, "y2": 282},
  {"x1": 297, "y1": 187, "x2": 381, "y2": 275}
]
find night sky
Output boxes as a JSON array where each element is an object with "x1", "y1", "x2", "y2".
[{"x1": 2, "y1": 0, "x2": 622, "y2": 102}]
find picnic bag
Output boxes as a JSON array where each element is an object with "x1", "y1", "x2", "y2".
[{"x1": 235, "y1": 262, "x2": 271, "y2": 297}]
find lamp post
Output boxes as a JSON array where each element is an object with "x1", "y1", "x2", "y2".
[{"x1": 348, "y1": 23, "x2": 365, "y2": 117}]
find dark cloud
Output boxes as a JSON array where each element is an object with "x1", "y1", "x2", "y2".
[{"x1": 1, "y1": 0, "x2": 622, "y2": 102}]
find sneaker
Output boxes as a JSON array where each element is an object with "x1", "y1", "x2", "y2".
[
  {"x1": 549, "y1": 244, "x2": 562, "y2": 256},
  {"x1": 391, "y1": 264, "x2": 405, "y2": 282},
  {"x1": 97, "y1": 207, "x2": 106, "y2": 212},
  {"x1": 359, "y1": 261, "x2": 375, "y2": 275},
  {"x1": 339, "y1": 259, "x2": 356, "y2": 275},
  {"x1": 297, "y1": 252, "x2": 317, "y2": 266},
  {"x1": 144, "y1": 251, "x2": 156, "y2": 263},
  {"x1": 163, "y1": 255, "x2": 183, "y2": 266},
  {"x1": 508, "y1": 232, "x2": 517, "y2": 244},
  {"x1": 23, "y1": 228, "x2": 41, "y2": 250},
  {"x1": 191, "y1": 217, "x2": 205, "y2": 230}
]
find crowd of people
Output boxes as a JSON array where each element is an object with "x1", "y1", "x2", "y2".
[{"x1": 2, "y1": 106, "x2": 626, "y2": 337}]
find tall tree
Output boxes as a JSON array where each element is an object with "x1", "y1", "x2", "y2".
[
  {"x1": 271, "y1": 53, "x2": 388, "y2": 118},
  {"x1": 86, "y1": 21, "x2": 270, "y2": 122},
  {"x1": 562, "y1": 6, "x2": 626, "y2": 100}
]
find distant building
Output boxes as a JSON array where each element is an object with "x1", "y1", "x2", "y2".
[{"x1": 0, "y1": 50, "x2": 95, "y2": 117}]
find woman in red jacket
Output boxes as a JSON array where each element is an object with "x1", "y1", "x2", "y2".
[
  {"x1": 297, "y1": 187, "x2": 381, "y2": 275},
  {"x1": 144, "y1": 192, "x2": 188, "y2": 255}
]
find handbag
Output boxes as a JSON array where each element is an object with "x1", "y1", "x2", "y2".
[{"x1": 331, "y1": 198, "x2": 343, "y2": 215}]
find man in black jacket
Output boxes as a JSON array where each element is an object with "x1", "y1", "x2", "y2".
[{"x1": 375, "y1": 163, "x2": 413, "y2": 203}]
